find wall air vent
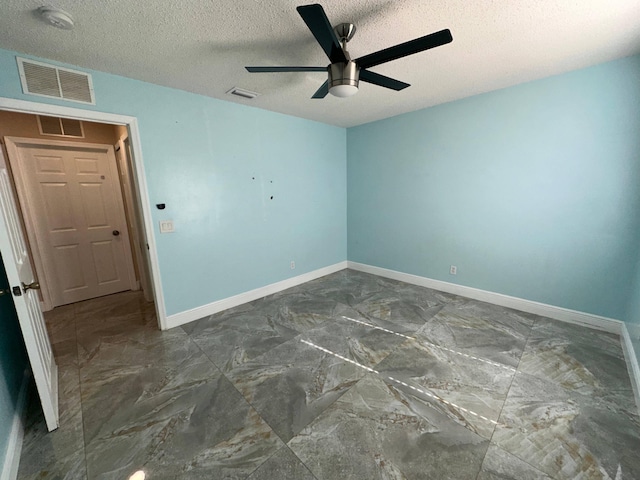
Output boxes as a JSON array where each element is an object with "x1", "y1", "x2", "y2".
[
  {"x1": 226, "y1": 87, "x2": 260, "y2": 100},
  {"x1": 17, "y1": 57, "x2": 95, "y2": 105},
  {"x1": 38, "y1": 116, "x2": 84, "y2": 138}
]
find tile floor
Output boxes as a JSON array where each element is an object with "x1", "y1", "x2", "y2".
[{"x1": 17, "y1": 269, "x2": 640, "y2": 479}]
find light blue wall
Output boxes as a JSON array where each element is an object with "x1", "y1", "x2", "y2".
[
  {"x1": 348, "y1": 55, "x2": 640, "y2": 320},
  {"x1": 0, "y1": 254, "x2": 27, "y2": 473},
  {"x1": 0, "y1": 48, "x2": 347, "y2": 316}
]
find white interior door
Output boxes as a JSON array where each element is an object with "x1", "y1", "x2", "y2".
[
  {"x1": 0, "y1": 146, "x2": 58, "y2": 431},
  {"x1": 5, "y1": 138, "x2": 136, "y2": 307}
]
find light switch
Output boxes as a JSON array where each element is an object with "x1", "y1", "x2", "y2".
[{"x1": 159, "y1": 220, "x2": 175, "y2": 233}]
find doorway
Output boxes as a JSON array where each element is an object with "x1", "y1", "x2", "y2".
[
  {"x1": 0, "y1": 97, "x2": 165, "y2": 329},
  {"x1": 4, "y1": 135, "x2": 138, "y2": 309}
]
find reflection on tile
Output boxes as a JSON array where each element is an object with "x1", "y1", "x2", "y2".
[
  {"x1": 301, "y1": 305, "x2": 415, "y2": 369},
  {"x1": 478, "y1": 444, "x2": 552, "y2": 480},
  {"x1": 375, "y1": 340, "x2": 513, "y2": 439},
  {"x1": 226, "y1": 336, "x2": 366, "y2": 442},
  {"x1": 246, "y1": 446, "x2": 317, "y2": 480},
  {"x1": 416, "y1": 299, "x2": 537, "y2": 368},
  {"x1": 493, "y1": 371, "x2": 640, "y2": 480},
  {"x1": 84, "y1": 374, "x2": 283, "y2": 479},
  {"x1": 289, "y1": 373, "x2": 489, "y2": 480}
]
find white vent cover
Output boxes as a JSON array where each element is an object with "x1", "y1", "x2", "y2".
[
  {"x1": 17, "y1": 57, "x2": 95, "y2": 104},
  {"x1": 226, "y1": 87, "x2": 260, "y2": 99}
]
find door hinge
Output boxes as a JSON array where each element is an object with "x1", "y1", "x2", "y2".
[{"x1": 12, "y1": 286, "x2": 22, "y2": 296}]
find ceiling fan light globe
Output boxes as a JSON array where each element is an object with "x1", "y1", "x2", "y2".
[
  {"x1": 328, "y1": 61, "x2": 360, "y2": 98},
  {"x1": 329, "y1": 84, "x2": 358, "y2": 97}
]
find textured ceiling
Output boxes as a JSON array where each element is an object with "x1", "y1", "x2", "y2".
[{"x1": 1, "y1": 1, "x2": 640, "y2": 127}]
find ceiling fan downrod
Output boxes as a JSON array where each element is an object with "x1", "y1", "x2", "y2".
[{"x1": 329, "y1": 23, "x2": 359, "y2": 97}]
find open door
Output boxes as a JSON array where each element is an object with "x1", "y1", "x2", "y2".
[{"x1": 0, "y1": 145, "x2": 58, "y2": 431}]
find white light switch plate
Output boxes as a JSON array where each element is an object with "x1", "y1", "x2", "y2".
[{"x1": 159, "y1": 220, "x2": 175, "y2": 233}]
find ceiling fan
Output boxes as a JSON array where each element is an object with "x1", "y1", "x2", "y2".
[{"x1": 245, "y1": 3, "x2": 453, "y2": 99}]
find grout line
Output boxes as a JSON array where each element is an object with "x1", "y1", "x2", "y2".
[
  {"x1": 300, "y1": 339, "x2": 499, "y2": 426},
  {"x1": 340, "y1": 315, "x2": 517, "y2": 373}
]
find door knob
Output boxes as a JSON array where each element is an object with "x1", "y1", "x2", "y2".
[
  {"x1": 112, "y1": 230, "x2": 120, "y2": 236},
  {"x1": 22, "y1": 281, "x2": 40, "y2": 292}
]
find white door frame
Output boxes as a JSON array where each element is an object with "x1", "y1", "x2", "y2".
[{"x1": 0, "y1": 97, "x2": 167, "y2": 330}]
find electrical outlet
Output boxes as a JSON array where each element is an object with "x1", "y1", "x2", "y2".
[
  {"x1": 290, "y1": 261, "x2": 295, "y2": 270},
  {"x1": 450, "y1": 265, "x2": 457, "y2": 275}
]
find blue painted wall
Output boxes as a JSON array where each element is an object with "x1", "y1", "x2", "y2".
[
  {"x1": 0, "y1": 254, "x2": 27, "y2": 473},
  {"x1": 348, "y1": 55, "x2": 640, "y2": 320},
  {"x1": 0, "y1": 48, "x2": 347, "y2": 316}
]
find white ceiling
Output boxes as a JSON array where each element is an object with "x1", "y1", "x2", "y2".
[{"x1": 1, "y1": 1, "x2": 639, "y2": 128}]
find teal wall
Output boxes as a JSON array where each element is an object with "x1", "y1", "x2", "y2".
[
  {"x1": 0, "y1": 48, "x2": 347, "y2": 316},
  {"x1": 348, "y1": 55, "x2": 640, "y2": 320},
  {"x1": 0, "y1": 254, "x2": 27, "y2": 473}
]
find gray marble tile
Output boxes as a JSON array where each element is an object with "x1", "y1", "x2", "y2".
[
  {"x1": 478, "y1": 444, "x2": 552, "y2": 480},
  {"x1": 375, "y1": 339, "x2": 514, "y2": 439},
  {"x1": 51, "y1": 337, "x2": 79, "y2": 367},
  {"x1": 301, "y1": 304, "x2": 416, "y2": 369},
  {"x1": 184, "y1": 291, "x2": 342, "y2": 373},
  {"x1": 44, "y1": 304, "x2": 76, "y2": 345},
  {"x1": 73, "y1": 290, "x2": 151, "y2": 318},
  {"x1": 246, "y1": 446, "x2": 317, "y2": 480},
  {"x1": 183, "y1": 308, "x2": 301, "y2": 373},
  {"x1": 83, "y1": 373, "x2": 283, "y2": 479},
  {"x1": 77, "y1": 325, "x2": 204, "y2": 382},
  {"x1": 288, "y1": 373, "x2": 489, "y2": 480},
  {"x1": 248, "y1": 290, "x2": 343, "y2": 333},
  {"x1": 519, "y1": 318, "x2": 634, "y2": 403},
  {"x1": 18, "y1": 365, "x2": 86, "y2": 480},
  {"x1": 80, "y1": 336, "x2": 219, "y2": 442},
  {"x1": 493, "y1": 371, "x2": 640, "y2": 480},
  {"x1": 415, "y1": 299, "x2": 537, "y2": 368},
  {"x1": 225, "y1": 335, "x2": 366, "y2": 442},
  {"x1": 292, "y1": 270, "x2": 393, "y2": 307}
]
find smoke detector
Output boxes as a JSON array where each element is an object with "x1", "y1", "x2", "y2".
[{"x1": 37, "y1": 6, "x2": 74, "y2": 30}]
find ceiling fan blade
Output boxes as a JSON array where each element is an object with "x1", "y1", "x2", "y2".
[
  {"x1": 356, "y1": 29, "x2": 453, "y2": 69},
  {"x1": 246, "y1": 66, "x2": 327, "y2": 73},
  {"x1": 297, "y1": 4, "x2": 347, "y2": 64},
  {"x1": 311, "y1": 80, "x2": 329, "y2": 99},
  {"x1": 359, "y1": 70, "x2": 410, "y2": 91}
]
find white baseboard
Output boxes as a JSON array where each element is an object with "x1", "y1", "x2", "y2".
[
  {"x1": 347, "y1": 261, "x2": 623, "y2": 335},
  {"x1": 621, "y1": 324, "x2": 640, "y2": 416},
  {"x1": 166, "y1": 261, "x2": 348, "y2": 329},
  {"x1": 1, "y1": 370, "x2": 30, "y2": 480}
]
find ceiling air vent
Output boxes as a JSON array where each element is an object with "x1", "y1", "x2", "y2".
[
  {"x1": 17, "y1": 57, "x2": 95, "y2": 104},
  {"x1": 226, "y1": 87, "x2": 259, "y2": 100}
]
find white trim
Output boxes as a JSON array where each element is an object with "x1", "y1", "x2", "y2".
[
  {"x1": 347, "y1": 262, "x2": 623, "y2": 334},
  {"x1": 0, "y1": 97, "x2": 167, "y2": 330},
  {"x1": 1, "y1": 370, "x2": 30, "y2": 480},
  {"x1": 166, "y1": 261, "x2": 348, "y2": 329},
  {"x1": 621, "y1": 324, "x2": 640, "y2": 416}
]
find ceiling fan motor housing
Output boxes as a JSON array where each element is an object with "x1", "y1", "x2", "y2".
[{"x1": 328, "y1": 61, "x2": 359, "y2": 95}]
